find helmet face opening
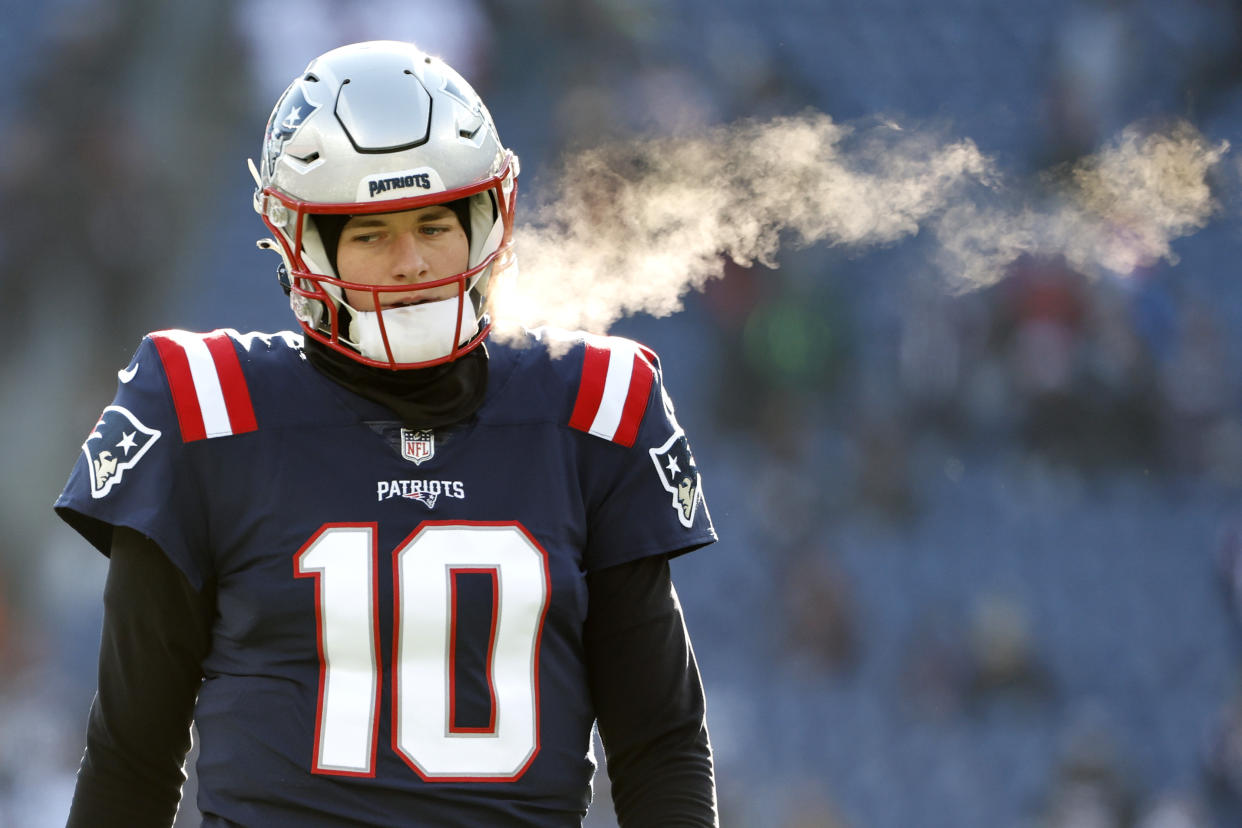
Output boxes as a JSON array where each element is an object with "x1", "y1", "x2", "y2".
[{"x1": 252, "y1": 41, "x2": 519, "y2": 370}]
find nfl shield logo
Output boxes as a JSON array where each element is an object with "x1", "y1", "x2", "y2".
[{"x1": 401, "y1": 428, "x2": 435, "y2": 465}]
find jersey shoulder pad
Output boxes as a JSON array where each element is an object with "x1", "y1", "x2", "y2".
[
  {"x1": 145, "y1": 328, "x2": 300, "y2": 442},
  {"x1": 561, "y1": 331, "x2": 659, "y2": 448}
]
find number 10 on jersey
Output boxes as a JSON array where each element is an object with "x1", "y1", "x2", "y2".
[{"x1": 294, "y1": 522, "x2": 551, "y2": 781}]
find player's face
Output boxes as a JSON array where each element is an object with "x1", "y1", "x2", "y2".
[{"x1": 336, "y1": 206, "x2": 470, "y2": 311}]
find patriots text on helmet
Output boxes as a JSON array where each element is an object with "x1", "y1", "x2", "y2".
[{"x1": 368, "y1": 173, "x2": 432, "y2": 198}]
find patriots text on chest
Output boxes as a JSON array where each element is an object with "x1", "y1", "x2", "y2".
[{"x1": 377, "y1": 478, "x2": 467, "y2": 502}]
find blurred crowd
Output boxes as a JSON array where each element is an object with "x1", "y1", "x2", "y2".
[{"x1": 4, "y1": 0, "x2": 1242, "y2": 826}]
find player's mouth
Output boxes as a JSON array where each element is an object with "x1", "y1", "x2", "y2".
[
  {"x1": 383, "y1": 289, "x2": 458, "y2": 309},
  {"x1": 383, "y1": 297, "x2": 431, "y2": 309}
]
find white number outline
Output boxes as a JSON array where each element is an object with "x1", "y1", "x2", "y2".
[
  {"x1": 392, "y1": 521, "x2": 551, "y2": 781},
  {"x1": 293, "y1": 522, "x2": 383, "y2": 778},
  {"x1": 293, "y1": 521, "x2": 551, "y2": 782}
]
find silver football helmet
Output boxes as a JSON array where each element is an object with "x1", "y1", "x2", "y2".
[{"x1": 251, "y1": 41, "x2": 518, "y2": 369}]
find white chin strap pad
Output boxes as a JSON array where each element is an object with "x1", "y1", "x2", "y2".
[{"x1": 349, "y1": 296, "x2": 479, "y2": 364}]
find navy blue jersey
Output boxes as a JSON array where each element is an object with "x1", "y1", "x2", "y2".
[{"x1": 55, "y1": 327, "x2": 716, "y2": 827}]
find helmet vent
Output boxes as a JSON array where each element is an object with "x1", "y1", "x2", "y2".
[
  {"x1": 304, "y1": 73, "x2": 319, "y2": 82},
  {"x1": 334, "y1": 70, "x2": 432, "y2": 153}
]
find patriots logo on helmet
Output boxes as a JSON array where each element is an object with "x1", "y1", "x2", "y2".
[
  {"x1": 649, "y1": 430, "x2": 702, "y2": 528},
  {"x1": 263, "y1": 83, "x2": 320, "y2": 177},
  {"x1": 83, "y1": 406, "x2": 161, "y2": 499}
]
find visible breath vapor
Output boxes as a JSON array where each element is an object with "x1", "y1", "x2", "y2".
[
  {"x1": 490, "y1": 113, "x2": 1228, "y2": 336},
  {"x1": 936, "y1": 123, "x2": 1228, "y2": 291}
]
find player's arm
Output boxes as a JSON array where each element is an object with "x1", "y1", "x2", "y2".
[
  {"x1": 67, "y1": 526, "x2": 214, "y2": 828},
  {"x1": 585, "y1": 553, "x2": 718, "y2": 827}
]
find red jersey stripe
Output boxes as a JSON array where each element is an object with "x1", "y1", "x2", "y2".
[
  {"x1": 612, "y1": 352, "x2": 655, "y2": 447},
  {"x1": 568, "y1": 343, "x2": 610, "y2": 433},
  {"x1": 151, "y1": 334, "x2": 207, "y2": 442},
  {"x1": 203, "y1": 331, "x2": 258, "y2": 435}
]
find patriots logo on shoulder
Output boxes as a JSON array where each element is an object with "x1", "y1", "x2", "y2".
[
  {"x1": 649, "y1": 430, "x2": 702, "y2": 528},
  {"x1": 401, "y1": 428, "x2": 435, "y2": 465},
  {"x1": 83, "y1": 406, "x2": 161, "y2": 499}
]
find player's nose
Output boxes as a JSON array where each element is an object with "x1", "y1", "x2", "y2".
[{"x1": 390, "y1": 231, "x2": 432, "y2": 282}]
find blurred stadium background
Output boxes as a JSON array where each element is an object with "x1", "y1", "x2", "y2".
[{"x1": 4, "y1": 0, "x2": 1242, "y2": 825}]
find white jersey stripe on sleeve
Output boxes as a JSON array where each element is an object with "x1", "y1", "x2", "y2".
[
  {"x1": 588, "y1": 339, "x2": 636, "y2": 441},
  {"x1": 168, "y1": 331, "x2": 234, "y2": 438}
]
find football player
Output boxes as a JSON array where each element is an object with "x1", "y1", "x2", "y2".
[{"x1": 55, "y1": 41, "x2": 718, "y2": 826}]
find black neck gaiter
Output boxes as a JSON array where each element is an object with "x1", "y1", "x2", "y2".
[{"x1": 303, "y1": 334, "x2": 489, "y2": 429}]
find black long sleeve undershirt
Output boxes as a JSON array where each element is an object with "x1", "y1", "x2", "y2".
[
  {"x1": 584, "y1": 557, "x2": 718, "y2": 827},
  {"x1": 67, "y1": 526, "x2": 213, "y2": 828},
  {"x1": 67, "y1": 529, "x2": 717, "y2": 827}
]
